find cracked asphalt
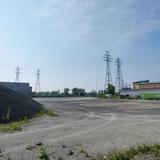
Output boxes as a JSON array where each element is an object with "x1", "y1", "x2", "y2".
[{"x1": 0, "y1": 98, "x2": 160, "y2": 160}]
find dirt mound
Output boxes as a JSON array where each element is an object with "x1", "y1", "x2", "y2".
[{"x1": 0, "y1": 84, "x2": 42, "y2": 123}]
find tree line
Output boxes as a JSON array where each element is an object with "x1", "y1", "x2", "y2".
[{"x1": 33, "y1": 88, "x2": 98, "y2": 97}]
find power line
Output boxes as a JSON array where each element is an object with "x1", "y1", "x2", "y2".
[
  {"x1": 115, "y1": 57, "x2": 124, "y2": 92},
  {"x1": 35, "y1": 69, "x2": 41, "y2": 93},
  {"x1": 103, "y1": 51, "x2": 113, "y2": 90},
  {"x1": 15, "y1": 66, "x2": 20, "y2": 83}
]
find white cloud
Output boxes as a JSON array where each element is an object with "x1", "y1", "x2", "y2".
[{"x1": 36, "y1": 0, "x2": 160, "y2": 53}]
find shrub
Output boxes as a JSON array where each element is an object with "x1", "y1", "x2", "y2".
[{"x1": 39, "y1": 146, "x2": 49, "y2": 160}]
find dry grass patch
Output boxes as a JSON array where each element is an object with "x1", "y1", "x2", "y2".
[
  {"x1": 0, "y1": 117, "x2": 30, "y2": 132},
  {"x1": 91, "y1": 144, "x2": 160, "y2": 160},
  {"x1": 0, "y1": 109, "x2": 57, "y2": 132}
]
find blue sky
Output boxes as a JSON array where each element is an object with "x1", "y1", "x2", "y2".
[{"x1": 0, "y1": 0, "x2": 160, "y2": 91}]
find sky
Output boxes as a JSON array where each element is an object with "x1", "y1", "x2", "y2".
[{"x1": 0, "y1": 0, "x2": 160, "y2": 92}]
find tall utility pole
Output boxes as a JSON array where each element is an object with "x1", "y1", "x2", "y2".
[
  {"x1": 15, "y1": 66, "x2": 20, "y2": 83},
  {"x1": 103, "y1": 51, "x2": 113, "y2": 90},
  {"x1": 115, "y1": 57, "x2": 124, "y2": 93},
  {"x1": 96, "y1": 78, "x2": 98, "y2": 92},
  {"x1": 35, "y1": 69, "x2": 41, "y2": 93}
]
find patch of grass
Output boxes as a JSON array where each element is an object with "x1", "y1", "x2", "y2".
[
  {"x1": 39, "y1": 146, "x2": 49, "y2": 160},
  {"x1": 0, "y1": 108, "x2": 57, "y2": 132},
  {"x1": 0, "y1": 117, "x2": 30, "y2": 132},
  {"x1": 92, "y1": 144, "x2": 160, "y2": 160},
  {"x1": 36, "y1": 109, "x2": 57, "y2": 117},
  {"x1": 97, "y1": 94, "x2": 107, "y2": 99},
  {"x1": 79, "y1": 147, "x2": 87, "y2": 154},
  {"x1": 111, "y1": 95, "x2": 120, "y2": 99},
  {"x1": 0, "y1": 106, "x2": 11, "y2": 122},
  {"x1": 80, "y1": 148, "x2": 86, "y2": 153},
  {"x1": 26, "y1": 143, "x2": 49, "y2": 159}
]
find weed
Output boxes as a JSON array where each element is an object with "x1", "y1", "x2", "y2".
[
  {"x1": 36, "y1": 109, "x2": 57, "y2": 117},
  {"x1": 23, "y1": 116, "x2": 30, "y2": 123},
  {"x1": 0, "y1": 118, "x2": 30, "y2": 132},
  {"x1": 6, "y1": 106, "x2": 11, "y2": 121},
  {"x1": 39, "y1": 146, "x2": 49, "y2": 160},
  {"x1": 0, "y1": 108, "x2": 57, "y2": 132},
  {"x1": 0, "y1": 106, "x2": 11, "y2": 122},
  {"x1": 93, "y1": 144, "x2": 160, "y2": 160},
  {"x1": 0, "y1": 121, "x2": 21, "y2": 132},
  {"x1": 80, "y1": 147, "x2": 86, "y2": 153}
]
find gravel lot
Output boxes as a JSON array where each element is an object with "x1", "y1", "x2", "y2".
[{"x1": 0, "y1": 98, "x2": 160, "y2": 160}]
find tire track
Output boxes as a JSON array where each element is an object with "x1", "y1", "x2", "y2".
[{"x1": 0, "y1": 113, "x2": 117, "y2": 157}]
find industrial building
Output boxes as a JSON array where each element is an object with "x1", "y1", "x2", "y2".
[
  {"x1": 133, "y1": 80, "x2": 160, "y2": 90},
  {"x1": 120, "y1": 80, "x2": 160, "y2": 97},
  {"x1": 0, "y1": 82, "x2": 32, "y2": 96}
]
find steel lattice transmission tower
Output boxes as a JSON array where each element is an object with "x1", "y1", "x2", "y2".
[
  {"x1": 115, "y1": 57, "x2": 124, "y2": 93},
  {"x1": 103, "y1": 51, "x2": 113, "y2": 90},
  {"x1": 15, "y1": 66, "x2": 20, "y2": 83},
  {"x1": 35, "y1": 69, "x2": 41, "y2": 93}
]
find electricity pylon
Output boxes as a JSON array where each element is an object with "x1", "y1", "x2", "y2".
[
  {"x1": 115, "y1": 57, "x2": 124, "y2": 93},
  {"x1": 103, "y1": 51, "x2": 113, "y2": 90},
  {"x1": 35, "y1": 69, "x2": 41, "y2": 93}
]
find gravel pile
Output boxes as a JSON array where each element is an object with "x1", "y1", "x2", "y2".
[{"x1": 0, "y1": 84, "x2": 42, "y2": 123}]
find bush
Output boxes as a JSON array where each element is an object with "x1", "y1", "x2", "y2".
[{"x1": 98, "y1": 94, "x2": 106, "y2": 99}]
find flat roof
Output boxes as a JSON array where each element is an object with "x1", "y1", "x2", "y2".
[
  {"x1": 133, "y1": 80, "x2": 149, "y2": 84},
  {"x1": 139, "y1": 82, "x2": 160, "y2": 85},
  {"x1": 133, "y1": 80, "x2": 160, "y2": 85},
  {"x1": 0, "y1": 82, "x2": 29, "y2": 85}
]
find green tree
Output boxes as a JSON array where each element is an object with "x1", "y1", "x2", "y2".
[
  {"x1": 64, "y1": 88, "x2": 70, "y2": 96},
  {"x1": 87, "y1": 90, "x2": 97, "y2": 97},
  {"x1": 72, "y1": 88, "x2": 80, "y2": 96},
  {"x1": 71, "y1": 88, "x2": 86, "y2": 96},
  {"x1": 106, "y1": 84, "x2": 115, "y2": 95},
  {"x1": 51, "y1": 90, "x2": 61, "y2": 97},
  {"x1": 79, "y1": 89, "x2": 86, "y2": 96}
]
